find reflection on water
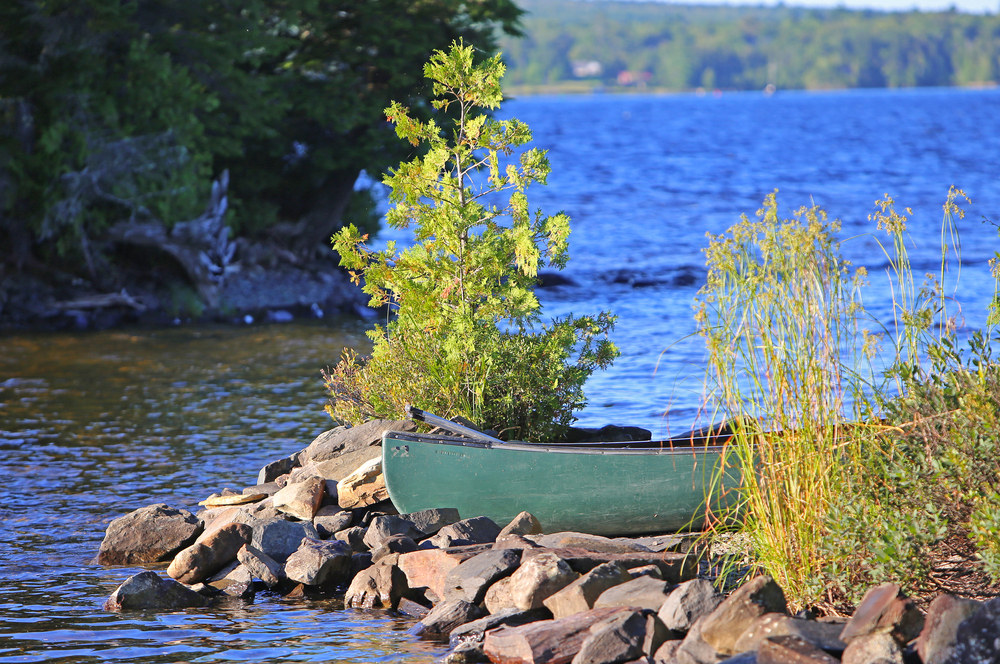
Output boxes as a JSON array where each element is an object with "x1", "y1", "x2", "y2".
[{"x1": 0, "y1": 320, "x2": 445, "y2": 663}]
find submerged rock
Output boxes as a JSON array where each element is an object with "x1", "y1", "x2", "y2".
[{"x1": 104, "y1": 571, "x2": 209, "y2": 611}]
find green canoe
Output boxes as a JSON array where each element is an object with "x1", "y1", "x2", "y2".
[{"x1": 381, "y1": 428, "x2": 743, "y2": 537}]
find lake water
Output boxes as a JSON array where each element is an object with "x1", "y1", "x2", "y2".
[{"x1": 2, "y1": 87, "x2": 999, "y2": 662}]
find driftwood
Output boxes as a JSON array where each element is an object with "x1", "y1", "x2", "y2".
[
  {"x1": 106, "y1": 170, "x2": 234, "y2": 308},
  {"x1": 53, "y1": 290, "x2": 146, "y2": 312}
]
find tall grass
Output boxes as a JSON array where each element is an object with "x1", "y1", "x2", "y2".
[{"x1": 694, "y1": 189, "x2": 967, "y2": 609}]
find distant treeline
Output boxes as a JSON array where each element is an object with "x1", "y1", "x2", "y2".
[{"x1": 500, "y1": 0, "x2": 1000, "y2": 90}]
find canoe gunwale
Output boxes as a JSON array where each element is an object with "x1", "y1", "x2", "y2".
[{"x1": 382, "y1": 430, "x2": 733, "y2": 456}]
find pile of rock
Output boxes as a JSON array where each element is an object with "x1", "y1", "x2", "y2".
[{"x1": 97, "y1": 420, "x2": 1000, "y2": 664}]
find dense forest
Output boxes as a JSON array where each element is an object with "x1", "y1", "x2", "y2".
[{"x1": 500, "y1": 0, "x2": 1000, "y2": 91}]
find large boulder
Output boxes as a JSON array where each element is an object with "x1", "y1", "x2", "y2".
[
  {"x1": 592, "y1": 575, "x2": 674, "y2": 612},
  {"x1": 104, "y1": 571, "x2": 209, "y2": 611},
  {"x1": 167, "y1": 522, "x2": 253, "y2": 585},
  {"x1": 942, "y1": 596, "x2": 1000, "y2": 664},
  {"x1": 363, "y1": 514, "x2": 424, "y2": 550},
  {"x1": 658, "y1": 578, "x2": 723, "y2": 632},
  {"x1": 300, "y1": 419, "x2": 416, "y2": 465},
  {"x1": 344, "y1": 553, "x2": 413, "y2": 609},
  {"x1": 411, "y1": 599, "x2": 486, "y2": 640},
  {"x1": 482, "y1": 607, "x2": 632, "y2": 664},
  {"x1": 572, "y1": 609, "x2": 648, "y2": 664},
  {"x1": 916, "y1": 594, "x2": 982, "y2": 664},
  {"x1": 283, "y1": 538, "x2": 353, "y2": 586},
  {"x1": 397, "y1": 545, "x2": 493, "y2": 602},
  {"x1": 236, "y1": 543, "x2": 284, "y2": 588},
  {"x1": 498, "y1": 511, "x2": 544, "y2": 539},
  {"x1": 97, "y1": 504, "x2": 202, "y2": 565}
]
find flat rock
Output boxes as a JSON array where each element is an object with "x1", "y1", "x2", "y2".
[
  {"x1": 841, "y1": 632, "x2": 902, "y2": 664},
  {"x1": 243, "y1": 482, "x2": 281, "y2": 497},
  {"x1": 482, "y1": 607, "x2": 632, "y2": 664},
  {"x1": 443, "y1": 548, "x2": 523, "y2": 604},
  {"x1": 104, "y1": 571, "x2": 209, "y2": 611},
  {"x1": 273, "y1": 476, "x2": 326, "y2": 521},
  {"x1": 449, "y1": 607, "x2": 551, "y2": 650},
  {"x1": 97, "y1": 503, "x2": 202, "y2": 565},
  {"x1": 659, "y1": 578, "x2": 724, "y2": 632},
  {"x1": 594, "y1": 575, "x2": 674, "y2": 612},
  {"x1": 839, "y1": 583, "x2": 923, "y2": 646},
  {"x1": 536, "y1": 532, "x2": 653, "y2": 554},
  {"x1": 700, "y1": 575, "x2": 787, "y2": 657},
  {"x1": 199, "y1": 492, "x2": 266, "y2": 508},
  {"x1": 429, "y1": 516, "x2": 503, "y2": 547},
  {"x1": 253, "y1": 516, "x2": 319, "y2": 562},
  {"x1": 337, "y1": 457, "x2": 389, "y2": 509},
  {"x1": 916, "y1": 594, "x2": 982, "y2": 664},
  {"x1": 398, "y1": 545, "x2": 493, "y2": 601},
  {"x1": 344, "y1": 553, "x2": 412, "y2": 609},
  {"x1": 411, "y1": 599, "x2": 486, "y2": 640},
  {"x1": 942, "y1": 596, "x2": 1000, "y2": 664},
  {"x1": 509, "y1": 551, "x2": 580, "y2": 611},
  {"x1": 167, "y1": 522, "x2": 253, "y2": 585},
  {"x1": 284, "y1": 537, "x2": 353, "y2": 585},
  {"x1": 522, "y1": 548, "x2": 697, "y2": 584},
  {"x1": 499, "y1": 511, "x2": 544, "y2": 539},
  {"x1": 572, "y1": 609, "x2": 647, "y2": 664},
  {"x1": 757, "y1": 635, "x2": 840, "y2": 664},
  {"x1": 236, "y1": 543, "x2": 283, "y2": 588},
  {"x1": 734, "y1": 613, "x2": 846, "y2": 655},
  {"x1": 544, "y1": 561, "x2": 634, "y2": 620}
]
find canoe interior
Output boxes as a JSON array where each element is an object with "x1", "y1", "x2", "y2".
[{"x1": 381, "y1": 430, "x2": 743, "y2": 537}]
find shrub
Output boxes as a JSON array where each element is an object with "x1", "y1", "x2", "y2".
[{"x1": 325, "y1": 42, "x2": 617, "y2": 441}]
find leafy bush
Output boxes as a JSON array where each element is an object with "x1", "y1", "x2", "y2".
[{"x1": 325, "y1": 42, "x2": 618, "y2": 442}]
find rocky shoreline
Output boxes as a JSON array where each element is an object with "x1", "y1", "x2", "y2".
[
  {"x1": 0, "y1": 259, "x2": 369, "y2": 332},
  {"x1": 97, "y1": 419, "x2": 1000, "y2": 664}
]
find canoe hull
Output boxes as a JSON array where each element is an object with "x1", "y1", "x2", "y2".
[{"x1": 381, "y1": 431, "x2": 741, "y2": 536}]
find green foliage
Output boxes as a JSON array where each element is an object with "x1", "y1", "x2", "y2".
[
  {"x1": 697, "y1": 188, "x2": 1000, "y2": 610},
  {"x1": 501, "y1": 0, "x2": 1000, "y2": 91},
  {"x1": 0, "y1": 0, "x2": 522, "y2": 280},
  {"x1": 326, "y1": 42, "x2": 618, "y2": 441}
]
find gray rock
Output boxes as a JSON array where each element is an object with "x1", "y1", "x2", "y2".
[
  {"x1": 916, "y1": 594, "x2": 982, "y2": 664},
  {"x1": 572, "y1": 609, "x2": 648, "y2": 664},
  {"x1": 839, "y1": 583, "x2": 923, "y2": 647},
  {"x1": 402, "y1": 507, "x2": 462, "y2": 537},
  {"x1": 700, "y1": 576, "x2": 787, "y2": 657},
  {"x1": 370, "y1": 535, "x2": 419, "y2": 563},
  {"x1": 167, "y1": 522, "x2": 253, "y2": 585},
  {"x1": 594, "y1": 575, "x2": 675, "y2": 612},
  {"x1": 644, "y1": 612, "x2": 673, "y2": 657},
  {"x1": 257, "y1": 452, "x2": 301, "y2": 485},
  {"x1": 498, "y1": 511, "x2": 544, "y2": 539},
  {"x1": 841, "y1": 632, "x2": 902, "y2": 664},
  {"x1": 536, "y1": 532, "x2": 654, "y2": 554},
  {"x1": 103, "y1": 571, "x2": 209, "y2": 611},
  {"x1": 236, "y1": 543, "x2": 284, "y2": 588},
  {"x1": 659, "y1": 579, "x2": 724, "y2": 633},
  {"x1": 942, "y1": 596, "x2": 1000, "y2": 664},
  {"x1": 97, "y1": 503, "x2": 202, "y2": 565},
  {"x1": 443, "y1": 548, "x2": 522, "y2": 604},
  {"x1": 334, "y1": 526, "x2": 369, "y2": 552},
  {"x1": 243, "y1": 482, "x2": 280, "y2": 497},
  {"x1": 449, "y1": 607, "x2": 550, "y2": 650},
  {"x1": 273, "y1": 476, "x2": 326, "y2": 521},
  {"x1": 508, "y1": 551, "x2": 580, "y2": 611},
  {"x1": 544, "y1": 561, "x2": 634, "y2": 619},
  {"x1": 252, "y1": 516, "x2": 319, "y2": 563},
  {"x1": 733, "y1": 613, "x2": 846, "y2": 655},
  {"x1": 676, "y1": 616, "x2": 722, "y2": 664},
  {"x1": 300, "y1": 419, "x2": 415, "y2": 465},
  {"x1": 429, "y1": 516, "x2": 503, "y2": 547},
  {"x1": 313, "y1": 506, "x2": 352, "y2": 538},
  {"x1": 364, "y1": 514, "x2": 424, "y2": 549},
  {"x1": 411, "y1": 599, "x2": 486, "y2": 640},
  {"x1": 283, "y1": 537, "x2": 353, "y2": 586}
]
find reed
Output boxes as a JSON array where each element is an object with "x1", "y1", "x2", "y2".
[{"x1": 692, "y1": 190, "x2": 967, "y2": 609}]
